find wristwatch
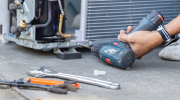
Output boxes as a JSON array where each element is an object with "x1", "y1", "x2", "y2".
[{"x1": 157, "y1": 25, "x2": 176, "y2": 46}]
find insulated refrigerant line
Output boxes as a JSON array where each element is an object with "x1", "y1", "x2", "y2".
[
  {"x1": 35, "y1": 0, "x2": 52, "y2": 28},
  {"x1": 35, "y1": 0, "x2": 65, "y2": 28},
  {"x1": 58, "y1": 0, "x2": 65, "y2": 16}
]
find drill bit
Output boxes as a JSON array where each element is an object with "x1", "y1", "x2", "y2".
[{"x1": 78, "y1": 43, "x2": 91, "y2": 49}]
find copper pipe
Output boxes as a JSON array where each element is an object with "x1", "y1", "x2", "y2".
[
  {"x1": 58, "y1": 0, "x2": 74, "y2": 38},
  {"x1": 59, "y1": 14, "x2": 71, "y2": 38}
]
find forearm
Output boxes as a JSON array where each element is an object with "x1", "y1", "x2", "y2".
[{"x1": 164, "y1": 15, "x2": 180, "y2": 36}]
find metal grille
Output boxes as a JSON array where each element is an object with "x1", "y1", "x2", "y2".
[{"x1": 86, "y1": 0, "x2": 180, "y2": 40}]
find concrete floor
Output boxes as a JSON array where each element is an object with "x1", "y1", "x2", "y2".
[{"x1": 0, "y1": 41, "x2": 180, "y2": 100}]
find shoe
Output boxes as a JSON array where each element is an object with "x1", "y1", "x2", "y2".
[{"x1": 159, "y1": 39, "x2": 180, "y2": 60}]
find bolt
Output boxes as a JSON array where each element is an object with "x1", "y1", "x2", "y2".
[
  {"x1": 20, "y1": 9, "x2": 24, "y2": 14},
  {"x1": 26, "y1": 31, "x2": 30, "y2": 35}
]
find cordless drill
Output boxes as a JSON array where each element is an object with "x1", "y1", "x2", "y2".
[{"x1": 79, "y1": 10, "x2": 164, "y2": 69}]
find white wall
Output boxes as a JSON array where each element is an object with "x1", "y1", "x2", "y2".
[{"x1": 0, "y1": 0, "x2": 10, "y2": 44}]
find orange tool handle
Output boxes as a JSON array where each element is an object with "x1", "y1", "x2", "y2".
[{"x1": 26, "y1": 77, "x2": 79, "y2": 89}]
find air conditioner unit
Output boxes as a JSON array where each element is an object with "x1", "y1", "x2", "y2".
[{"x1": 4, "y1": 0, "x2": 180, "y2": 59}]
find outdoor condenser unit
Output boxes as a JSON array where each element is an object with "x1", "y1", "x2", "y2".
[{"x1": 4, "y1": 0, "x2": 180, "y2": 59}]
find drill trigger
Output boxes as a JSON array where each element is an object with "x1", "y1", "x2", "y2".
[{"x1": 105, "y1": 58, "x2": 112, "y2": 65}]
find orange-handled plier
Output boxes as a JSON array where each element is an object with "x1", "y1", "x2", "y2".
[{"x1": 26, "y1": 77, "x2": 79, "y2": 89}]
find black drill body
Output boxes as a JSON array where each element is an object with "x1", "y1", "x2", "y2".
[{"x1": 91, "y1": 10, "x2": 164, "y2": 69}]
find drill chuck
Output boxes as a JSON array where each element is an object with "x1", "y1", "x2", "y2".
[{"x1": 91, "y1": 44, "x2": 104, "y2": 59}]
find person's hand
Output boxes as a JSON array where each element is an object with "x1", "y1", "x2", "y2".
[{"x1": 118, "y1": 26, "x2": 164, "y2": 59}]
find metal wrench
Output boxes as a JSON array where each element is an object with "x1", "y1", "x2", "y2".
[{"x1": 26, "y1": 67, "x2": 120, "y2": 90}]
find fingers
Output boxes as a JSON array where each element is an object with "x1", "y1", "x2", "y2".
[
  {"x1": 127, "y1": 26, "x2": 133, "y2": 34},
  {"x1": 118, "y1": 30, "x2": 129, "y2": 42},
  {"x1": 120, "y1": 30, "x2": 126, "y2": 34},
  {"x1": 118, "y1": 26, "x2": 133, "y2": 42}
]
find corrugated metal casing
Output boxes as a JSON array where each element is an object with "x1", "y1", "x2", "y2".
[{"x1": 86, "y1": 0, "x2": 180, "y2": 40}]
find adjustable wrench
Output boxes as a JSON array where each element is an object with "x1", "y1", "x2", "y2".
[{"x1": 26, "y1": 67, "x2": 120, "y2": 90}]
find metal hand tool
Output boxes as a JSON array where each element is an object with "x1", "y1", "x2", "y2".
[
  {"x1": 26, "y1": 77, "x2": 79, "y2": 89},
  {"x1": 0, "y1": 78, "x2": 76, "y2": 94},
  {"x1": 26, "y1": 67, "x2": 120, "y2": 89}
]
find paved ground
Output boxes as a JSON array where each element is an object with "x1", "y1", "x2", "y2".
[{"x1": 0, "y1": 41, "x2": 180, "y2": 100}]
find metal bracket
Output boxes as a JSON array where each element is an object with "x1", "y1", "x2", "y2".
[
  {"x1": 53, "y1": 48, "x2": 62, "y2": 54},
  {"x1": 68, "y1": 48, "x2": 78, "y2": 53},
  {"x1": 55, "y1": 48, "x2": 81, "y2": 60},
  {"x1": 54, "y1": 48, "x2": 79, "y2": 54}
]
